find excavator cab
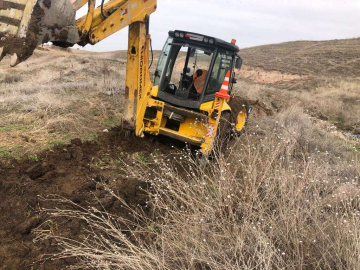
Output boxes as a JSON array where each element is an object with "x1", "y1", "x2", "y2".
[
  {"x1": 154, "y1": 30, "x2": 242, "y2": 110},
  {"x1": 144, "y1": 30, "x2": 247, "y2": 155},
  {"x1": 0, "y1": 0, "x2": 248, "y2": 156}
]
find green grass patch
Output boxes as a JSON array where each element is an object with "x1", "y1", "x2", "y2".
[
  {"x1": 47, "y1": 138, "x2": 65, "y2": 147},
  {"x1": 84, "y1": 132, "x2": 98, "y2": 141},
  {"x1": 152, "y1": 150, "x2": 160, "y2": 158},
  {"x1": 28, "y1": 154, "x2": 39, "y2": 162},
  {"x1": 135, "y1": 152, "x2": 148, "y2": 163},
  {"x1": 103, "y1": 117, "x2": 118, "y2": 128},
  {"x1": 0, "y1": 145, "x2": 22, "y2": 160},
  {"x1": 0, "y1": 124, "x2": 28, "y2": 133}
]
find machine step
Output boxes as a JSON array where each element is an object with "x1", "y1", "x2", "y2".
[
  {"x1": 159, "y1": 127, "x2": 203, "y2": 146},
  {"x1": 164, "y1": 103, "x2": 208, "y2": 122}
]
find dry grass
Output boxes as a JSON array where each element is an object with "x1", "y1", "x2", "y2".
[
  {"x1": 35, "y1": 107, "x2": 360, "y2": 270},
  {"x1": 234, "y1": 77, "x2": 360, "y2": 135},
  {"x1": 237, "y1": 37, "x2": 360, "y2": 135},
  {"x1": 240, "y1": 38, "x2": 360, "y2": 77},
  {"x1": 0, "y1": 46, "x2": 126, "y2": 158},
  {"x1": 297, "y1": 79, "x2": 360, "y2": 131}
]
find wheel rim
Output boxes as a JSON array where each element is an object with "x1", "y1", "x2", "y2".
[{"x1": 235, "y1": 108, "x2": 247, "y2": 132}]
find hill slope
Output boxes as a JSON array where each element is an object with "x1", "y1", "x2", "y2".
[
  {"x1": 236, "y1": 38, "x2": 360, "y2": 134},
  {"x1": 240, "y1": 38, "x2": 360, "y2": 77}
]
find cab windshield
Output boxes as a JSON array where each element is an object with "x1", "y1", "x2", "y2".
[{"x1": 154, "y1": 38, "x2": 234, "y2": 103}]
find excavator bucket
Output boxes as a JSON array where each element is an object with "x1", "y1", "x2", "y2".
[{"x1": 0, "y1": 0, "x2": 79, "y2": 66}]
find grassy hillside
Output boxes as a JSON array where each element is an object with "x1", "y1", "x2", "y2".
[
  {"x1": 237, "y1": 39, "x2": 360, "y2": 134},
  {"x1": 0, "y1": 39, "x2": 359, "y2": 269},
  {"x1": 240, "y1": 38, "x2": 360, "y2": 77}
]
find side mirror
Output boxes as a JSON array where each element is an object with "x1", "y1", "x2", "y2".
[
  {"x1": 186, "y1": 67, "x2": 191, "y2": 74},
  {"x1": 235, "y1": 57, "x2": 243, "y2": 69}
]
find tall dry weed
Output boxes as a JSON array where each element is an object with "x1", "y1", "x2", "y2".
[{"x1": 35, "y1": 108, "x2": 359, "y2": 270}]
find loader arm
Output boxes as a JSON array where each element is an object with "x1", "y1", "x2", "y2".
[
  {"x1": 74, "y1": 0, "x2": 157, "y2": 135},
  {"x1": 0, "y1": 0, "x2": 157, "y2": 135}
]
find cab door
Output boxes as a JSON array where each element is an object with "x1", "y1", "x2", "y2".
[{"x1": 202, "y1": 50, "x2": 234, "y2": 104}]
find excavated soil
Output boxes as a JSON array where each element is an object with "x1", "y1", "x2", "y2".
[
  {"x1": 0, "y1": 3, "x2": 44, "y2": 64},
  {"x1": 0, "y1": 1, "x2": 76, "y2": 65},
  {"x1": 0, "y1": 127, "x2": 180, "y2": 270},
  {"x1": 0, "y1": 102, "x2": 271, "y2": 269}
]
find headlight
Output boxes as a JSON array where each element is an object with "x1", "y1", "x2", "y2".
[
  {"x1": 209, "y1": 39, "x2": 214, "y2": 44},
  {"x1": 180, "y1": 33, "x2": 185, "y2": 38},
  {"x1": 204, "y1": 37, "x2": 209, "y2": 43},
  {"x1": 175, "y1": 32, "x2": 180, "y2": 38}
]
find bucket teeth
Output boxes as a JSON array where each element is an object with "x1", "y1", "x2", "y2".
[
  {"x1": 10, "y1": 53, "x2": 20, "y2": 67},
  {"x1": 0, "y1": 47, "x2": 4, "y2": 61}
]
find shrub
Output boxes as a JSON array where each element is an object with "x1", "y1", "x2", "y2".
[{"x1": 35, "y1": 108, "x2": 360, "y2": 270}]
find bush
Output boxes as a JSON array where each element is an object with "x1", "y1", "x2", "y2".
[{"x1": 35, "y1": 108, "x2": 360, "y2": 270}]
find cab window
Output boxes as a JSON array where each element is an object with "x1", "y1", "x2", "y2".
[
  {"x1": 207, "y1": 51, "x2": 233, "y2": 95},
  {"x1": 154, "y1": 37, "x2": 173, "y2": 86},
  {"x1": 157, "y1": 43, "x2": 214, "y2": 101}
]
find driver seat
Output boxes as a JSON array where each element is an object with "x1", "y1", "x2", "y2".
[{"x1": 193, "y1": 69, "x2": 208, "y2": 94}]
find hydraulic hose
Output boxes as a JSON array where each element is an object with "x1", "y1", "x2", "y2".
[{"x1": 101, "y1": 0, "x2": 108, "y2": 18}]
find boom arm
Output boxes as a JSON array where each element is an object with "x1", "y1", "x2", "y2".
[
  {"x1": 76, "y1": 0, "x2": 156, "y2": 45},
  {"x1": 0, "y1": 0, "x2": 157, "y2": 135},
  {"x1": 74, "y1": 0, "x2": 157, "y2": 134},
  {"x1": 0, "y1": 0, "x2": 157, "y2": 64},
  {"x1": 75, "y1": 0, "x2": 157, "y2": 135}
]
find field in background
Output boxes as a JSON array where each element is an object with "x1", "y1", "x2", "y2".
[
  {"x1": 238, "y1": 38, "x2": 360, "y2": 134},
  {"x1": 0, "y1": 39, "x2": 359, "y2": 269},
  {"x1": 0, "y1": 47, "x2": 127, "y2": 159}
]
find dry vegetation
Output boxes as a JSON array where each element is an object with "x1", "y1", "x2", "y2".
[
  {"x1": 36, "y1": 107, "x2": 359, "y2": 270},
  {"x1": 240, "y1": 38, "x2": 360, "y2": 77},
  {"x1": 0, "y1": 38, "x2": 359, "y2": 270},
  {"x1": 238, "y1": 39, "x2": 360, "y2": 134},
  {"x1": 0, "y1": 46, "x2": 126, "y2": 159}
]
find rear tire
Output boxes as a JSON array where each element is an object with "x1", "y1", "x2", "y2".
[
  {"x1": 218, "y1": 111, "x2": 231, "y2": 140},
  {"x1": 213, "y1": 111, "x2": 231, "y2": 151},
  {"x1": 228, "y1": 97, "x2": 250, "y2": 136}
]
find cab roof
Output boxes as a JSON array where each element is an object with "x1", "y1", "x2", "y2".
[{"x1": 169, "y1": 30, "x2": 240, "y2": 53}]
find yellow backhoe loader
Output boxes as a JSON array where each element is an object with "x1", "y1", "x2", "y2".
[{"x1": 0, "y1": 0, "x2": 250, "y2": 155}]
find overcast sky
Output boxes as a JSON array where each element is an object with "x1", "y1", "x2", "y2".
[{"x1": 77, "y1": 0, "x2": 360, "y2": 52}]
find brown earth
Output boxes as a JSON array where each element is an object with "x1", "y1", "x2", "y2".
[
  {"x1": 239, "y1": 65, "x2": 307, "y2": 84},
  {"x1": 0, "y1": 127, "x2": 184, "y2": 269}
]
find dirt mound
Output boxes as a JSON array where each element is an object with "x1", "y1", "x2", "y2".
[{"x1": 0, "y1": 127, "x2": 178, "y2": 270}]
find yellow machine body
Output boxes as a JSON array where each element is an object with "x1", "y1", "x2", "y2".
[
  {"x1": 142, "y1": 94, "x2": 232, "y2": 155},
  {"x1": 0, "y1": 0, "x2": 244, "y2": 155}
]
